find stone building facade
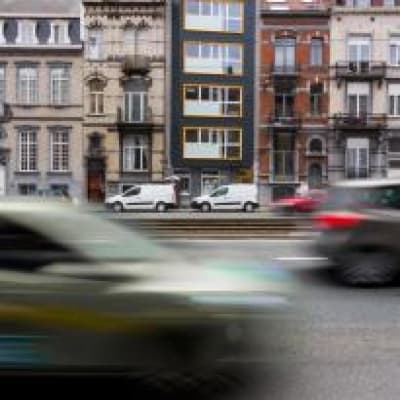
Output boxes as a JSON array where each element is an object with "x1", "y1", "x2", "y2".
[
  {"x1": 0, "y1": 11, "x2": 83, "y2": 198},
  {"x1": 83, "y1": 0, "x2": 166, "y2": 202}
]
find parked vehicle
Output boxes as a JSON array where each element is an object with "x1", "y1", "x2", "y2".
[
  {"x1": 0, "y1": 199, "x2": 294, "y2": 392},
  {"x1": 313, "y1": 179, "x2": 400, "y2": 285},
  {"x1": 105, "y1": 184, "x2": 177, "y2": 212},
  {"x1": 190, "y1": 184, "x2": 259, "y2": 212},
  {"x1": 271, "y1": 189, "x2": 327, "y2": 215}
]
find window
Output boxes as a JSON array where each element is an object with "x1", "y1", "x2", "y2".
[
  {"x1": 124, "y1": 92, "x2": 148, "y2": 122},
  {"x1": 389, "y1": 138, "x2": 400, "y2": 152},
  {"x1": 346, "y1": 0, "x2": 370, "y2": 7},
  {"x1": 275, "y1": 89, "x2": 295, "y2": 118},
  {"x1": 388, "y1": 84, "x2": 400, "y2": 116},
  {"x1": 86, "y1": 29, "x2": 103, "y2": 60},
  {"x1": 51, "y1": 130, "x2": 69, "y2": 172},
  {"x1": 275, "y1": 38, "x2": 296, "y2": 72},
  {"x1": 177, "y1": 175, "x2": 191, "y2": 195},
  {"x1": 210, "y1": 186, "x2": 228, "y2": 197},
  {"x1": 123, "y1": 135, "x2": 149, "y2": 171},
  {"x1": 49, "y1": 184, "x2": 70, "y2": 197},
  {"x1": 185, "y1": 0, "x2": 243, "y2": 33},
  {"x1": 50, "y1": 66, "x2": 70, "y2": 105},
  {"x1": 183, "y1": 127, "x2": 242, "y2": 160},
  {"x1": 348, "y1": 37, "x2": 371, "y2": 71},
  {"x1": 17, "y1": 67, "x2": 38, "y2": 105},
  {"x1": 310, "y1": 38, "x2": 323, "y2": 66},
  {"x1": 18, "y1": 184, "x2": 37, "y2": 196},
  {"x1": 346, "y1": 138, "x2": 369, "y2": 179},
  {"x1": 89, "y1": 80, "x2": 105, "y2": 115},
  {"x1": 347, "y1": 83, "x2": 369, "y2": 116},
  {"x1": 310, "y1": 83, "x2": 323, "y2": 116},
  {"x1": 50, "y1": 22, "x2": 69, "y2": 45},
  {"x1": 123, "y1": 28, "x2": 136, "y2": 53},
  {"x1": 272, "y1": 133, "x2": 296, "y2": 182},
  {"x1": 309, "y1": 137, "x2": 323, "y2": 153},
  {"x1": 184, "y1": 84, "x2": 242, "y2": 117},
  {"x1": 19, "y1": 130, "x2": 37, "y2": 172},
  {"x1": 201, "y1": 171, "x2": 221, "y2": 195},
  {"x1": 122, "y1": 187, "x2": 141, "y2": 197},
  {"x1": 17, "y1": 20, "x2": 37, "y2": 45},
  {"x1": 389, "y1": 37, "x2": 400, "y2": 66},
  {"x1": 385, "y1": 0, "x2": 400, "y2": 5},
  {"x1": 308, "y1": 164, "x2": 323, "y2": 189},
  {"x1": 0, "y1": 66, "x2": 5, "y2": 114},
  {"x1": 184, "y1": 42, "x2": 243, "y2": 75}
]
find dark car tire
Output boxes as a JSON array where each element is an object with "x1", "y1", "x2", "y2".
[
  {"x1": 201, "y1": 203, "x2": 211, "y2": 213},
  {"x1": 156, "y1": 202, "x2": 167, "y2": 213},
  {"x1": 243, "y1": 202, "x2": 255, "y2": 213},
  {"x1": 338, "y1": 251, "x2": 398, "y2": 286},
  {"x1": 112, "y1": 202, "x2": 124, "y2": 213}
]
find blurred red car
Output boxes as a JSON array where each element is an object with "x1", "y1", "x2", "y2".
[{"x1": 271, "y1": 189, "x2": 327, "y2": 214}]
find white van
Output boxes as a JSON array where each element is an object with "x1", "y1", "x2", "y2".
[
  {"x1": 190, "y1": 184, "x2": 259, "y2": 212},
  {"x1": 105, "y1": 184, "x2": 177, "y2": 212}
]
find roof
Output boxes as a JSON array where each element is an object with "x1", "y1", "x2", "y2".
[
  {"x1": 333, "y1": 178, "x2": 400, "y2": 188},
  {"x1": 0, "y1": 0, "x2": 81, "y2": 16}
]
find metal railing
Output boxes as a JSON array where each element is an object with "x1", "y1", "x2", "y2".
[
  {"x1": 333, "y1": 113, "x2": 387, "y2": 129},
  {"x1": 117, "y1": 106, "x2": 153, "y2": 124},
  {"x1": 334, "y1": 61, "x2": 386, "y2": 79}
]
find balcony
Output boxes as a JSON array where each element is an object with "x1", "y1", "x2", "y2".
[
  {"x1": 270, "y1": 150, "x2": 299, "y2": 183},
  {"x1": 268, "y1": 114, "x2": 301, "y2": 129},
  {"x1": 271, "y1": 64, "x2": 300, "y2": 79},
  {"x1": 117, "y1": 106, "x2": 153, "y2": 130},
  {"x1": 333, "y1": 61, "x2": 386, "y2": 86},
  {"x1": 121, "y1": 55, "x2": 151, "y2": 76},
  {"x1": 333, "y1": 113, "x2": 387, "y2": 130}
]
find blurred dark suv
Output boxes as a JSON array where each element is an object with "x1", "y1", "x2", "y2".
[{"x1": 314, "y1": 179, "x2": 400, "y2": 285}]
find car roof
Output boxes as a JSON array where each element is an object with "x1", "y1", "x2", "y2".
[{"x1": 332, "y1": 178, "x2": 400, "y2": 189}]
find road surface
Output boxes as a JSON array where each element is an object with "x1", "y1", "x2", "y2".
[{"x1": 160, "y1": 239, "x2": 400, "y2": 400}]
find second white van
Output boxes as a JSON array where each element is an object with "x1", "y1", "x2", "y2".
[
  {"x1": 190, "y1": 184, "x2": 259, "y2": 212},
  {"x1": 105, "y1": 184, "x2": 177, "y2": 212}
]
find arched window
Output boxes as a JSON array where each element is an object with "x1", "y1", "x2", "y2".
[
  {"x1": 309, "y1": 137, "x2": 323, "y2": 153},
  {"x1": 308, "y1": 163, "x2": 322, "y2": 189}
]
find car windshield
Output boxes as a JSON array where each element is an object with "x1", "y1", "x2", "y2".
[
  {"x1": 324, "y1": 186, "x2": 400, "y2": 210},
  {"x1": 8, "y1": 208, "x2": 172, "y2": 263}
]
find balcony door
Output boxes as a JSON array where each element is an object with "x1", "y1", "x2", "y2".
[
  {"x1": 273, "y1": 133, "x2": 296, "y2": 182},
  {"x1": 275, "y1": 38, "x2": 296, "y2": 73},
  {"x1": 347, "y1": 83, "x2": 370, "y2": 117},
  {"x1": 275, "y1": 89, "x2": 295, "y2": 119},
  {"x1": 348, "y1": 37, "x2": 371, "y2": 72},
  {"x1": 346, "y1": 138, "x2": 369, "y2": 179}
]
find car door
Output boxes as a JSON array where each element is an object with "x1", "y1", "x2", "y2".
[
  {"x1": 209, "y1": 186, "x2": 230, "y2": 210},
  {"x1": 121, "y1": 186, "x2": 142, "y2": 210}
]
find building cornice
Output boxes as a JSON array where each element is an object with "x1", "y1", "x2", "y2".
[{"x1": 332, "y1": 6, "x2": 400, "y2": 15}]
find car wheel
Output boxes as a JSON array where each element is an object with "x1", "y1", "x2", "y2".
[
  {"x1": 338, "y1": 251, "x2": 398, "y2": 286},
  {"x1": 156, "y1": 202, "x2": 167, "y2": 213},
  {"x1": 201, "y1": 203, "x2": 211, "y2": 213},
  {"x1": 112, "y1": 202, "x2": 123, "y2": 213},
  {"x1": 243, "y1": 202, "x2": 255, "y2": 213}
]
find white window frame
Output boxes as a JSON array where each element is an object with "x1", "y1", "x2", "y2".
[
  {"x1": 348, "y1": 37, "x2": 371, "y2": 70},
  {"x1": 123, "y1": 92, "x2": 148, "y2": 123},
  {"x1": 17, "y1": 67, "x2": 38, "y2": 105},
  {"x1": 16, "y1": 20, "x2": 38, "y2": 45},
  {"x1": 50, "y1": 130, "x2": 70, "y2": 172},
  {"x1": 183, "y1": 127, "x2": 242, "y2": 160},
  {"x1": 0, "y1": 21, "x2": 5, "y2": 44},
  {"x1": 90, "y1": 90, "x2": 104, "y2": 115},
  {"x1": 86, "y1": 29, "x2": 104, "y2": 60},
  {"x1": 310, "y1": 38, "x2": 323, "y2": 66},
  {"x1": 185, "y1": 0, "x2": 243, "y2": 33},
  {"x1": 19, "y1": 130, "x2": 37, "y2": 172},
  {"x1": 49, "y1": 21, "x2": 70, "y2": 45},
  {"x1": 389, "y1": 37, "x2": 400, "y2": 66},
  {"x1": 347, "y1": 83, "x2": 370, "y2": 116},
  {"x1": 184, "y1": 84, "x2": 242, "y2": 117},
  {"x1": 50, "y1": 66, "x2": 70, "y2": 105},
  {"x1": 0, "y1": 66, "x2": 5, "y2": 115},
  {"x1": 346, "y1": 138, "x2": 369, "y2": 179},
  {"x1": 122, "y1": 135, "x2": 149, "y2": 172},
  {"x1": 184, "y1": 41, "x2": 243, "y2": 75},
  {"x1": 388, "y1": 84, "x2": 400, "y2": 116}
]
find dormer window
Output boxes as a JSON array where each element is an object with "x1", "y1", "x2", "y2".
[
  {"x1": 17, "y1": 20, "x2": 37, "y2": 45},
  {"x1": 50, "y1": 22, "x2": 69, "y2": 45}
]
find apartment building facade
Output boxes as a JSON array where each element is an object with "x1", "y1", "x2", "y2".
[
  {"x1": 259, "y1": 0, "x2": 331, "y2": 202},
  {"x1": 0, "y1": 10, "x2": 83, "y2": 198},
  {"x1": 83, "y1": 0, "x2": 166, "y2": 202},
  {"x1": 170, "y1": 0, "x2": 256, "y2": 200},
  {"x1": 329, "y1": 0, "x2": 400, "y2": 181}
]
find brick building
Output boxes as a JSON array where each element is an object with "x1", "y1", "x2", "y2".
[{"x1": 258, "y1": 0, "x2": 331, "y2": 202}]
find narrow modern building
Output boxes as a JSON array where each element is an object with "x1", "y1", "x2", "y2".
[
  {"x1": 83, "y1": 0, "x2": 166, "y2": 202},
  {"x1": 259, "y1": 0, "x2": 331, "y2": 202},
  {"x1": 0, "y1": 3, "x2": 84, "y2": 198},
  {"x1": 329, "y1": 0, "x2": 400, "y2": 181},
  {"x1": 170, "y1": 0, "x2": 256, "y2": 201}
]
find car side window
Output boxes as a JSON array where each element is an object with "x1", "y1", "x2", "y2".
[
  {"x1": 123, "y1": 187, "x2": 140, "y2": 197},
  {"x1": 378, "y1": 186, "x2": 400, "y2": 209},
  {"x1": 0, "y1": 218, "x2": 83, "y2": 271},
  {"x1": 210, "y1": 187, "x2": 228, "y2": 197}
]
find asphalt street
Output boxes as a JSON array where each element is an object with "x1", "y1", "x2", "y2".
[{"x1": 161, "y1": 239, "x2": 400, "y2": 400}]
